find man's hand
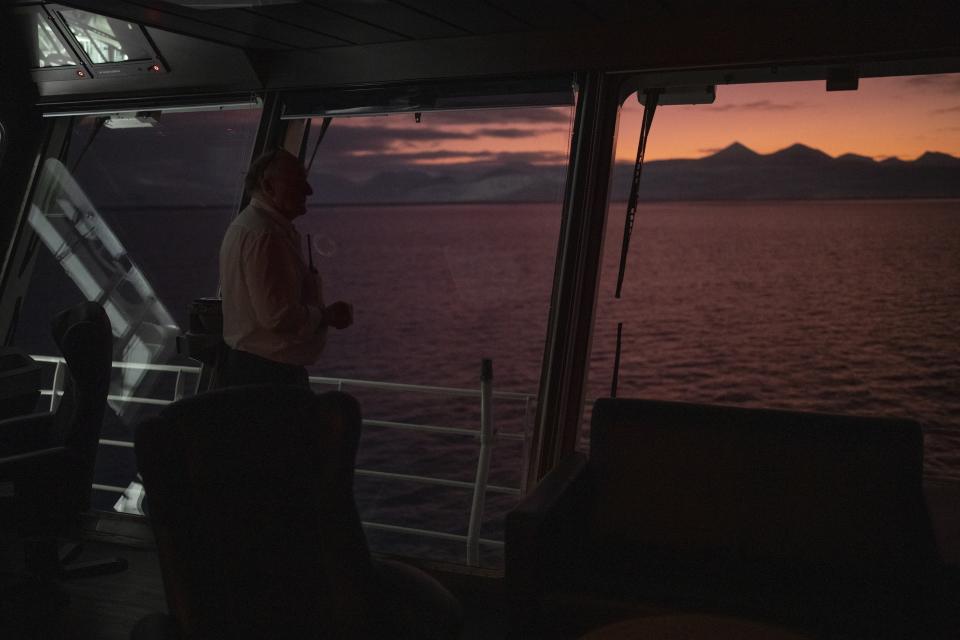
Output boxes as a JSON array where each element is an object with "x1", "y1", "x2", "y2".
[{"x1": 324, "y1": 301, "x2": 353, "y2": 330}]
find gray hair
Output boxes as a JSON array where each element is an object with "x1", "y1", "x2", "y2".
[{"x1": 244, "y1": 148, "x2": 289, "y2": 194}]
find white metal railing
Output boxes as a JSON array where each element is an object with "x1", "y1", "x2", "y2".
[
  {"x1": 33, "y1": 355, "x2": 201, "y2": 411},
  {"x1": 33, "y1": 354, "x2": 534, "y2": 565}
]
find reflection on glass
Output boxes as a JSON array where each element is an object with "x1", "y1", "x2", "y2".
[
  {"x1": 16, "y1": 108, "x2": 261, "y2": 515},
  {"x1": 23, "y1": 11, "x2": 79, "y2": 68},
  {"x1": 59, "y1": 8, "x2": 153, "y2": 64},
  {"x1": 27, "y1": 158, "x2": 180, "y2": 413}
]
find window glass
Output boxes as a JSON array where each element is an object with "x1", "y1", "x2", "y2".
[
  {"x1": 19, "y1": 9, "x2": 79, "y2": 68},
  {"x1": 58, "y1": 8, "x2": 154, "y2": 64},
  {"x1": 584, "y1": 76, "x2": 960, "y2": 489},
  {"x1": 301, "y1": 105, "x2": 574, "y2": 565},
  {"x1": 16, "y1": 107, "x2": 261, "y2": 512}
]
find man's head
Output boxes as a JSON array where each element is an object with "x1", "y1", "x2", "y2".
[{"x1": 245, "y1": 148, "x2": 313, "y2": 219}]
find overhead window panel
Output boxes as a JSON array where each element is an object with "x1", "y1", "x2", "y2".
[
  {"x1": 19, "y1": 9, "x2": 79, "y2": 68},
  {"x1": 58, "y1": 8, "x2": 154, "y2": 64}
]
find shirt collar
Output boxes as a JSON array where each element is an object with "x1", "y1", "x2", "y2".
[{"x1": 251, "y1": 196, "x2": 297, "y2": 234}]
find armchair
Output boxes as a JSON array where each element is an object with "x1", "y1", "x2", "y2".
[
  {"x1": 0, "y1": 346, "x2": 40, "y2": 421},
  {"x1": 0, "y1": 302, "x2": 127, "y2": 592},
  {"x1": 133, "y1": 385, "x2": 462, "y2": 640},
  {"x1": 507, "y1": 398, "x2": 944, "y2": 638}
]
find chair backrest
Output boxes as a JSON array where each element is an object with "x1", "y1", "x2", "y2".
[
  {"x1": 0, "y1": 346, "x2": 41, "y2": 420},
  {"x1": 588, "y1": 398, "x2": 937, "y2": 570},
  {"x1": 50, "y1": 301, "x2": 113, "y2": 499},
  {"x1": 135, "y1": 386, "x2": 375, "y2": 639}
]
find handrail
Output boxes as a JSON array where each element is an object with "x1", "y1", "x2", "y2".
[
  {"x1": 31, "y1": 354, "x2": 202, "y2": 374},
  {"x1": 309, "y1": 374, "x2": 533, "y2": 401},
  {"x1": 32, "y1": 354, "x2": 534, "y2": 563}
]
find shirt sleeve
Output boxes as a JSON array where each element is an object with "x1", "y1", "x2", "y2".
[{"x1": 244, "y1": 231, "x2": 322, "y2": 334}]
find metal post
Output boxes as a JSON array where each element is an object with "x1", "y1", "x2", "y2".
[
  {"x1": 173, "y1": 369, "x2": 186, "y2": 401},
  {"x1": 466, "y1": 358, "x2": 494, "y2": 566},
  {"x1": 519, "y1": 395, "x2": 533, "y2": 496},
  {"x1": 50, "y1": 358, "x2": 65, "y2": 411},
  {"x1": 528, "y1": 72, "x2": 626, "y2": 490}
]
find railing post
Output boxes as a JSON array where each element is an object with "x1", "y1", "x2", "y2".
[
  {"x1": 466, "y1": 358, "x2": 494, "y2": 566},
  {"x1": 173, "y1": 369, "x2": 186, "y2": 401},
  {"x1": 50, "y1": 358, "x2": 65, "y2": 411},
  {"x1": 519, "y1": 395, "x2": 533, "y2": 496}
]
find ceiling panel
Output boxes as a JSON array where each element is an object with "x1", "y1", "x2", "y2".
[
  {"x1": 307, "y1": 0, "x2": 466, "y2": 40},
  {"x1": 197, "y1": 8, "x2": 350, "y2": 47},
  {"x1": 481, "y1": 0, "x2": 600, "y2": 30},
  {"x1": 582, "y1": 0, "x2": 664, "y2": 22},
  {"x1": 55, "y1": 0, "x2": 290, "y2": 49},
  {"x1": 120, "y1": 0, "x2": 305, "y2": 48},
  {"x1": 248, "y1": 5, "x2": 408, "y2": 45},
  {"x1": 388, "y1": 1, "x2": 529, "y2": 34}
]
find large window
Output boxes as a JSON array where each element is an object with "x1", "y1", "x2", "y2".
[
  {"x1": 15, "y1": 106, "x2": 261, "y2": 511},
  {"x1": 585, "y1": 76, "x2": 960, "y2": 489},
  {"x1": 300, "y1": 105, "x2": 574, "y2": 564}
]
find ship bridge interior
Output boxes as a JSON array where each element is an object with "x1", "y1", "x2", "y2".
[{"x1": 2, "y1": 1, "x2": 960, "y2": 638}]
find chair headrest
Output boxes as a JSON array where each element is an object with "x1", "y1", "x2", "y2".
[
  {"x1": 49, "y1": 302, "x2": 112, "y2": 387},
  {"x1": 135, "y1": 386, "x2": 362, "y2": 501},
  {"x1": 51, "y1": 301, "x2": 111, "y2": 354}
]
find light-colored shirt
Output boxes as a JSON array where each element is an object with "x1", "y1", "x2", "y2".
[{"x1": 219, "y1": 198, "x2": 326, "y2": 366}]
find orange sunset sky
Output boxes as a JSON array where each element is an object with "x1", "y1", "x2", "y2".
[
  {"x1": 620, "y1": 74, "x2": 960, "y2": 161},
  {"x1": 322, "y1": 73, "x2": 960, "y2": 172}
]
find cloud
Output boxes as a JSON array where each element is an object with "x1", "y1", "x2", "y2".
[
  {"x1": 349, "y1": 149, "x2": 494, "y2": 161},
  {"x1": 342, "y1": 148, "x2": 568, "y2": 165},
  {"x1": 308, "y1": 147, "x2": 569, "y2": 184},
  {"x1": 472, "y1": 127, "x2": 566, "y2": 138},
  {"x1": 310, "y1": 122, "x2": 566, "y2": 155},
  {"x1": 904, "y1": 74, "x2": 960, "y2": 94},
  {"x1": 931, "y1": 104, "x2": 960, "y2": 115},
  {"x1": 309, "y1": 125, "x2": 469, "y2": 157},
  {"x1": 705, "y1": 100, "x2": 804, "y2": 112},
  {"x1": 936, "y1": 126, "x2": 960, "y2": 132}
]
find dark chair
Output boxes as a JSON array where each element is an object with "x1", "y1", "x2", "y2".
[
  {"x1": 507, "y1": 398, "x2": 947, "y2": 639},
  {"x1": 0, "y1": 346, "x2": 41, "y2": 421},
  {"x1": 132, "y1": 385, "x2": 462, "y2": 640},
  {"x1": 0, "y1": 302, "x2": 127, "y2": 588}
]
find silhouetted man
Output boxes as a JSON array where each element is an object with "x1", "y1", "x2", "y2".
[{"x1": 219, "y1": 148, "x2": 352, "y2": 387}]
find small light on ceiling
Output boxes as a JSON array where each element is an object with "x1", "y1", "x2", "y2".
[
  {"x1": 149, "y1": 64, "x2": 162, "y2": 73},
  {"x1": 76, "y1": 69, "x2": 87, "y2": 78}
]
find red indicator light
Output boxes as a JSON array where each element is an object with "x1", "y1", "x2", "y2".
[{"x1": 149, "y1": 64, "x2": 161, "y2": 73}]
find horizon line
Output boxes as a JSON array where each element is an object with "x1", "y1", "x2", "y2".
[
  {"x1": 649, "y1": 142, "x2": 960, "y2": 163},
  {"x1": 94, "y1": 196, "x2": 960, "y2": 211}
]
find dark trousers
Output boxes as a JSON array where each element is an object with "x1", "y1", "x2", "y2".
[{"x1": 221, "y1": 348, "x2": 310, "y2": 389}]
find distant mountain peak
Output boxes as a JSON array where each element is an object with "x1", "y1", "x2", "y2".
[
  {"x1": 836, "y1": 152, "x2": 874, "y2": 164},
  {"x1": 704, "y1": 142, "x2": 760, "y2": 161},
  {"x1": 768, "y1": 143, "x2": 833, "y2": 162},
  {"x1": 914, "y1": 151, "x2": 960, "y2": 167}
]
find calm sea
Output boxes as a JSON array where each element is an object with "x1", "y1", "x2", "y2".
[
  {"x1": 17, "y1": 198, "x2": 960, "y2": 561},
  {"x1": 300, "y1": 199, "x2": 960, "y2": 465}
]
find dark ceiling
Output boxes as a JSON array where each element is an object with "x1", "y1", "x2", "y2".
[
  {"x1": 12, "y1": 0, "x2": 960, "y2": 101},
  {"x1": 27, "y1": 0, "x2": 664, "y2": 52}
]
